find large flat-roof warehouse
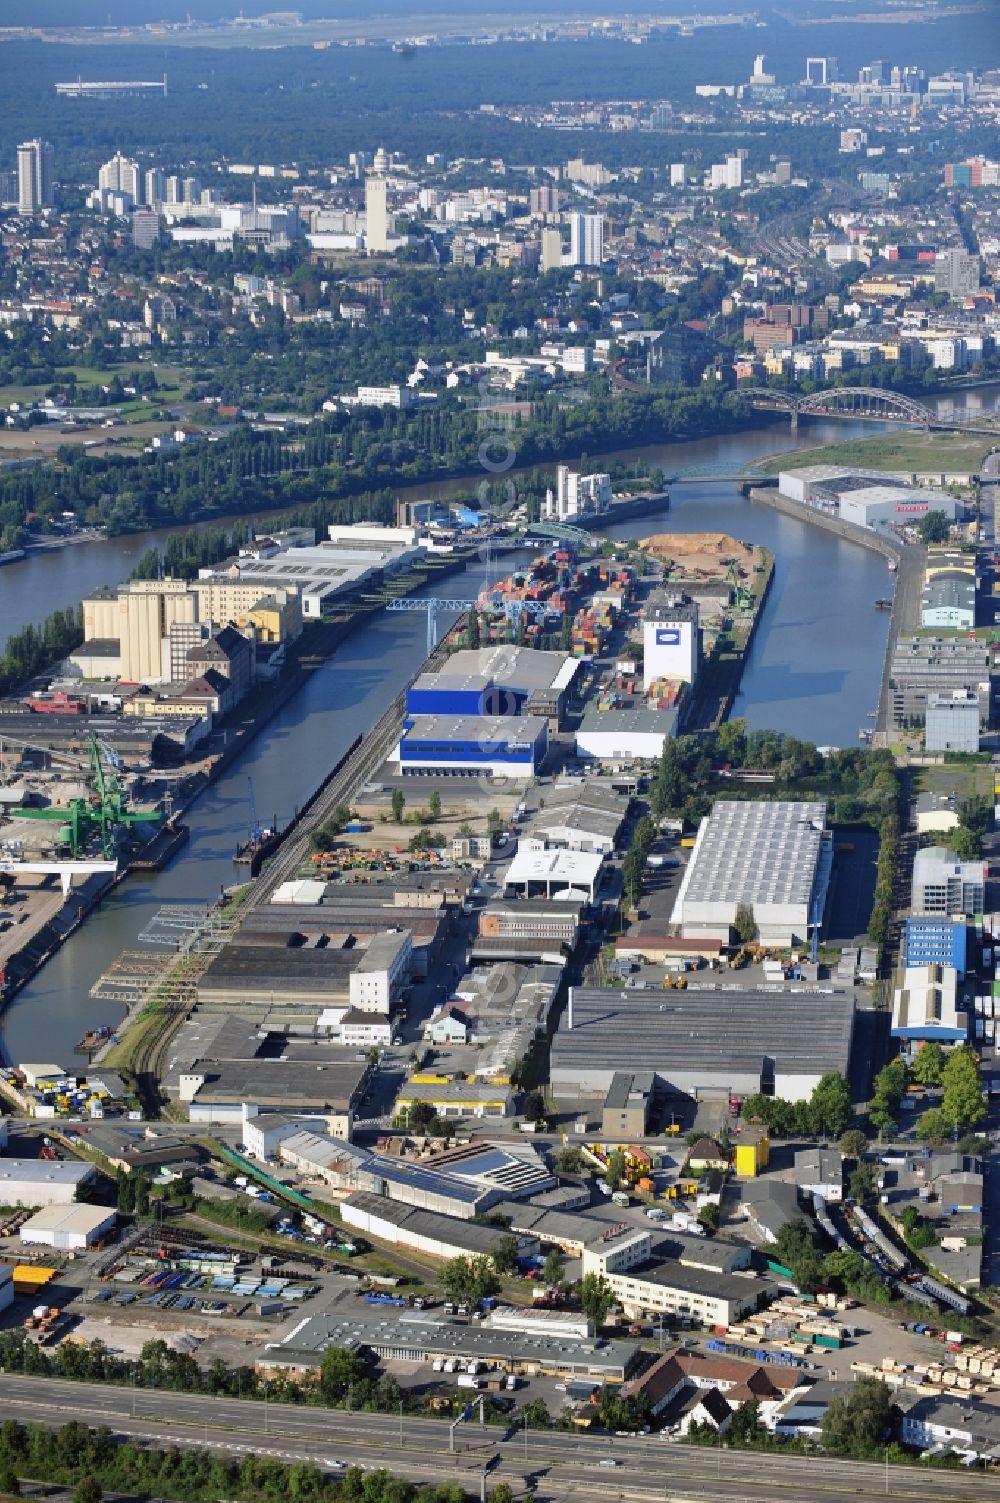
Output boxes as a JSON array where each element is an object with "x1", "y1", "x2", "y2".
[
  {"x1": 551, "y1": 985, "x2": 855, "y2": 1101},
  {"x1": 261, "y1": 1308, "x2": 640, "y2": 1381},
  {"x1": 673, "y1": 799, "x2": 832, "y2": 946}
]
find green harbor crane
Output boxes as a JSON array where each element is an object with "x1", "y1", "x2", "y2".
[{"x1": 18, "y1": 732, "x2": 160, "y2": 859}]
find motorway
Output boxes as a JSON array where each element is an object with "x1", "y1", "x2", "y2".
[{"x1": 2, "y1": 1374, "x2": 1000, "y2": 1503}]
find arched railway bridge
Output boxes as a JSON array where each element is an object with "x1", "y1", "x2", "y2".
[{"x1": 740, "y1": 385, "x2": 936, "y2": 430}]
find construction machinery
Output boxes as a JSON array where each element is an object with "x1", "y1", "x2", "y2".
[
  {"x1": 723, "y1": 558, "x2": 754, "y2": 612},
  {"x1": 16, "y1": 732, "x2": 160, "y2": 858}
]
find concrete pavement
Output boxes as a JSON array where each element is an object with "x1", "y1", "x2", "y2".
[{"x1": 875, "y1": 542, "x2": 925, "y2": 736}]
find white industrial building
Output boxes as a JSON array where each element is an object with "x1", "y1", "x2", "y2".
[
  {"x1": 202, "y1": 538, "x2": 426, "y2": 619},
  {"x1": 0, "y1": 1160, "x2": 96, "y2": 1207},
  {"x1": 838, "y1": 486, "x2": 959, "y2": 530},
  {"x1": 891, "y1": 965, "x2": 965, "y2": 1044},
  {"x1": 911, "y1": 846, "x2": 986, "y2": 918},
  {"x1": 20, "y1": 1204, "x2": 117, "y2": 1250},
  {"x1": 340, "y1": 1191, "x2": 538, "y2": 1262},
  {"x1": 674, "y1": 800, "x2": 832, "y2": 946},
  {"x1": 642, "y1": 592, "x2": 699, "y2": 688},
  {"x1": 576, "y1": 706, "x2": 678, "y2": 763},
  {"x1": 502, "y1": 846, "x2": 604, "y2": 901},
  {"x1": 777, "y1": 465, "x2": 960, "y2": 532},
  {"x1": 924, "y1": 692, "x2": 980, "y2": 754},
  {"x1": 541, "y1": 464, "x2": 611, "y2": 521}
]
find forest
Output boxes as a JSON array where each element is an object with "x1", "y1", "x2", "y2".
[{"x1": 0, "y1": 10, "x2": 995, "y2": 175}]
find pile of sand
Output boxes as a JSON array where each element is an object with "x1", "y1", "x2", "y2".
[{"x1": 639, "y1": 532, "x2": 754, "y2": 574}]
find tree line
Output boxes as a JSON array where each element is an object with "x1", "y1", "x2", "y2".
[
  {"x1": 0, "y1": 385, "x2": 750, "y2": 540},
  {"x1": 0, "y1": 1417, "x2": 476, "y2": 1503}
]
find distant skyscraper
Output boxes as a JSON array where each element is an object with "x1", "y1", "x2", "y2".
[
  {"x1": 805, "y1": 56, "x2": 837, "y2": 86},
  {"x1": 725, "y1": 154, "x2": 743, "y2": 189},
  {"x1": 669, "y1": 163, "x2": 686, "y2": 188},
  {"x1": 144, "y1": 167, "x2": 165, "y2": 206},
  {"x1": 99, "y1": 152, "x2": 141, "y2": 204},
  {"x1": 165, "y1": 175, "x2": 183, "y2": 205},
  {"x1": 569, "y1": 211, "x2": 604, "y2": 268},
  {"x1": 0, "y1": 170, "x2": 16, "y2": 206},
  {"x1": 365, "y1": 173, "x2": 389, "y2": 253},
  {"x1": 132, "y1": 209, "x2": 161, "y2": 250},
  {"x1": 540, "y1": 227, "x2": 563, "y2": 273},
  {"x1": 530, "y1": 184, "x2": 560, "y2": 217},
  {"x1": 934, "y1": 249, "x2": 981, "y2": 298},
  {"x1": 17, "y1": 139, "x2": 54, "y2": 214}
]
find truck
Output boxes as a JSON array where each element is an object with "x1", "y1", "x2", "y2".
[
  {"x1": 611, "y1": 1190, "x2": 631, "y2": 1207},
  {"x1": 457, "y1": 1374, "x2": 484, "y2": 1390}
]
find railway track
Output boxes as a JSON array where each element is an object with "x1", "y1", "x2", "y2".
[{"x1": 255, "y1": 687, "x2": 408, "y2": 902}]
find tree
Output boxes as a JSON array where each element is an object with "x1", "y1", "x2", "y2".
[
  {"x1": 428, "y1": 791, "x2": 442, "y2": 820},
  {"x1": 522, "y1": 1398, "x2": 551, "y2": 1431},
  {"x1": 553, "y1": 1147, "x2": 584, "y2": 1175},
  {"x1": 911, "y1": 1042, "x2": 945, "y2": 1088},
  {"x1": 466, "y1": 610, "x2": 481, "y2": 649},
  {"x1": 821, "y1": 1377, "x2": 892, "y2": 1457},
  {"x1": 839, "y1": 1129, "x2": 868, "y2": 1159},
  {"x1": 917, "y1": 510, "x2": 951, "y2": 544},
  {"x1": 73, "y1": 1479, "x2": 102, "y2": 1503},
  {"x1": 491, "y1": 1235, "x2": 520, "y2": 1277},
  {"x1": 406, "y1": 1101, "x2": 436, "y2": 1129},
  {"x1": 443, "y1": 1255, "x2": 502, "y2": 1306},
  {"x1": 542, "y1": 1247, "x2": 564, "y2": 1284},
  {"x1": 941, "y1": 1045, "x2": 986, "y2": 1131},
  {"x1": 870, "y1": 1057, "x2": 907, "y2": 1135},
  {"x1": 849, "y1": 1162, "x2": 876, "y2": 1203},
  {"x1": 774, "y1": 1218, "x2": 822, "y2": 1290},
  {"x1": 959, "y1": 794, "x2": 992, "y2": 838},
  {"x1": 728, "y1": 1399, "x2": 765, "y2": 1447},
  {"x1": 808, "y1": 1072, "x2": 853, "y2": 1138},
  {"x1": 733, "y1": 903, "x2": 757, "y2": 944},
  {"x1": 0, "y1": 1467, "x2": 20, "y2": 1497},
  {"x1": 697, "y1": 1203, "x2": 720, "y2": 1235},
  {"x1": 319, "y1": 1346, "x2": 365, "y2": 1402},
  {"x1": 949, "y1": 825, "x2": 981, "y2": 860},
  {"x1": 578, "y1": 1273, "x2": 615, "y2": 1330},
  {"x1": 391, "y1": 788, "x2": 405, "y2": 824},
  {"x1": 523, "y1": 1090, "x2": 546, "y2": 1124},
  {"x1": 605, "y1": 1150, "x2": 627, "y2": 1191}
]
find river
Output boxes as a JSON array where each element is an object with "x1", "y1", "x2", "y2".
[{"x1": 0, "y1": 392, "x2": 997, "y2": 1065}]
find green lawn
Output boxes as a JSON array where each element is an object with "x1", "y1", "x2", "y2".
[
  {"x1": 913, "y1": 761, "x2": 994, "y2": 802},
  {"x1": 760, "y1": 430, "x2": 993, "y2": 477},
  {"x1": 0, "y1": 361, "x2": 185, "y2": 410}
]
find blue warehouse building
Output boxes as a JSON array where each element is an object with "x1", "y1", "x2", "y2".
[
  {"x1": 904, "y1": 917, "x2": 967, "y2": 977},
  {"x1": 407, "y1": 646, "x2": 577, "y2": 729},
  {"x1": 395, "y1": 714, "x2": 549, "y2": 779}
]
